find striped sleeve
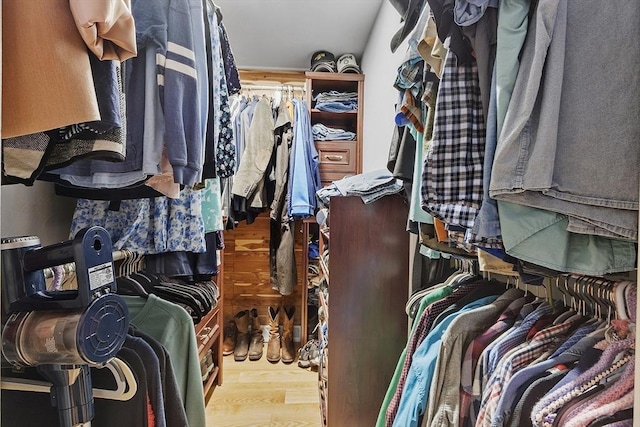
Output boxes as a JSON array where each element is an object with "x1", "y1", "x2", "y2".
[{"x1": 157, "y1": 0, "x2": 203, "y2": 186}]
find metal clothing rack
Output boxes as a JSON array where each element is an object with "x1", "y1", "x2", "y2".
[
  {"x1": 241, "y1": 83, "x2": 305, "y2": 91},
  {"x1": 240, "y1": 83, "x2": 305, "y2": 93}
]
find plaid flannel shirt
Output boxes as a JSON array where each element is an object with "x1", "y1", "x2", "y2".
[
  {"x1": 486, "y1": 302, "x2": 555, "y2": 377},
  {"x1": 459, "y1": 296, "x2": 528, "y2": 426},
  {"x1": 421, "y1": 50, "x2": 486, "y2": 230},
  {"x1": 477, "y1": 318, "x2": 581, "y2": 427}
]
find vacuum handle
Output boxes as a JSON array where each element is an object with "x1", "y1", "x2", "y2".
[{"x1": 22, "y1": 240, "x2": 75, "y2": 273}]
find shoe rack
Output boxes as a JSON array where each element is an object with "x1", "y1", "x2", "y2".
[{"x1": 195, "y1": 250, "x2": 224, "y2": 402}]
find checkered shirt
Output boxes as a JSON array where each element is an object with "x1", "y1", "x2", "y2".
[
  {"x1": 477, "y1": 318, "x2": 580, "y2": 427},
  {"x1": 459, "y1": 297, "x2": 527, "y2": 426},
  {"x1": 486, "y1": 302, "x2": 555, "y2": 377},
  {"x1": 471, "y1": 302, "x2": 536, "y2": 398},
  {"x1": 421, "y1": 50, "x2": 486, "y2": 229}
]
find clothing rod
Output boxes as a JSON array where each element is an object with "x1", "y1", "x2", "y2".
[{"x1": 240, "y1": 84, "x2": 305, "y2": 92}]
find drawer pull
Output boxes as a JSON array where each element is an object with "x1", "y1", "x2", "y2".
[{"x1": 324, "y1": 154, "x2": 344, "y2": 162}]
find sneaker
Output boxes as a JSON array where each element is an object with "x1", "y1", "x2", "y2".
[
  {"x1": 298, "y1": 339, "x2": 320, "y2": 369},
  {"x1": 308, "y1": 340, "x2": 320, "y2": 368}
]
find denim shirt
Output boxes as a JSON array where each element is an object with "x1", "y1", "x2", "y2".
[{"x1": 288, "y1": 99, "x2": 321, "y2": 219}]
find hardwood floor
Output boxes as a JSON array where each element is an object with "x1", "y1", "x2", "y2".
[{"x1": 206, "y1": 353, "x2": 321, "y2": 426}]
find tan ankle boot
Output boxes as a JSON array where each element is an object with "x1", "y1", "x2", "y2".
[
  {"x1": 233, "y1": 310, "x2": 250, "y2": 361},
  {"x1": 222, "y1": 319, "x2": 237, "y2": 356},
  {"x1": 248, "y1": 308, "x2": 264, "y2": 361},
  {"x1": 267, "y1": 306, "x2": 281, "y2": 363},
  {"x1": 281, "y1": 306, "x2": 295, "y2": 364}
]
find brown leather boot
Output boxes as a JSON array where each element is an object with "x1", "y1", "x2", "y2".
[
  {"x1": 233, "y1": 310, "x2": 250, "y2": 361},
  {"x1": 281, "y1": 306, "x2": 296, "y2": 364},
  {"x1": 248, "y1": 308, "x2": 264, "y2": 361},
  {"x1": 222, "y1": 319, "x2": 237, "y2": 356},
  {"x1": 266, "y1": 306, "x2": 281, "y2": 363}
]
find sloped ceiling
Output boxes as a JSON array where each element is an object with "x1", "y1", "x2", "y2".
[{"x1": 215, "y1": 0, "x2": 384, "y2": 71}]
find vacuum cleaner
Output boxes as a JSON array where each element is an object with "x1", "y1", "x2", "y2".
[{"x1": 1, "y1": 226, "x2": 129, "y2": 426}]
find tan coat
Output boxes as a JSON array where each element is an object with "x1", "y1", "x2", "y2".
[
  {"x1": 69, "y1": 0, "x2": 137, "y2": 61},
  {"x1": 2, "y1": 0, "x2": 136, "y2": 138}
]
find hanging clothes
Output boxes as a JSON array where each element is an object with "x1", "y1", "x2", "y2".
[
  {"x1": 50, "y1": 0, "x2": 204, "y2": 189},
  {"x1": 380, "y1": 269, "x2": 636, "y2": 427},
  {"x1": 288, "y1": 99, "x2": 321, "y2": 219},
  {"x1": 1, "y1": 0, "x2": 136, "y2": 185},
  {"x1": 231, "y1": 96, "x2": 276, "y2": 208},
  {"x1": 1, "y1": 0, "x2": 135, "y2": 139},
  {"x1": 386, "y1": 0, "x2": 637, "y2": 279},
  {"x1": 269, "y1": 100, "x2": 297, "y2": 295},
  {"x1": 70, "y1": 187, "x2": 207, "y2": 255},
  {"x1": 43, "y1": 57, "x2": 128, "y2": 171},
  {"x1": 490, "y1": 0, "x2": 639, "y2": 241},
  {"x1": 208, "y1": 2, "x2": 237, "y2": 179},
  {"x1": 122, "y1": 293, "x2": 207, "y2": 427}
]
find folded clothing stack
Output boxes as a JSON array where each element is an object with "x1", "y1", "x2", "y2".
[
  {"x1": 316, "y1": 169, "x2": 404, "y2": 206},
  {"x1": 313, "y1": 90, "x2": 358, "y2": 112},
  {"x1": 312, "y1": 123, "x2": 356, "y2": 141}
]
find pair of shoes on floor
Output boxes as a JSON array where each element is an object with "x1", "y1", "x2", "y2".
[
  {"x1": 297, "y1": 339, "x2": 319, "y2": 369},
  {"x1": 223, "y1": 308, "x2": 264, "y2": 361},
  {"x1": 267, "y1": 305, "x2": 296, "y2": 364}
]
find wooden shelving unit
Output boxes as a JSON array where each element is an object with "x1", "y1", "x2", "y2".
[
  {"x1": 195, "y1": 250, "x2": 224, "y2": 402},
  {"x1": 305, "y1": 71, "x2": 364, "y2": 186},
  {"x1": 301, "y1": 71, "x2": 365, "y2": 343},
  {"x1": 321, "y1": 195, "x2": 409, "y2": 427}
]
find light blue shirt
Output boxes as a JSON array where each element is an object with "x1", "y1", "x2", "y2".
[{"x1": 288, "y1": 99, "x2": 321, "y2": 219}]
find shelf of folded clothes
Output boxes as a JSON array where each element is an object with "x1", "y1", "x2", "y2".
[
  {"x1": 311, "y1": 123, "x2": 357, "y2": 141},
  {"x1": 310, "y1": 112, "x2": 358, "y2": 133}
]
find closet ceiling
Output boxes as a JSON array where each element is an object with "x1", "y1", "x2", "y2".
[{"x1": 215, "y1": 0, "x2": 385, "y2": 70}]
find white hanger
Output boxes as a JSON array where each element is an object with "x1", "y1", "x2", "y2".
[{"x1": 0, "y1": 357, "x2": 137, "y2": 401}]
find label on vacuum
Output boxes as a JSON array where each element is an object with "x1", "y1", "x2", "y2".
[{"x1": 88, "y1": 262, "x2": 115, "y2": 290}]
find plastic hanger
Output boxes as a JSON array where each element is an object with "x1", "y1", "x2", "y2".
[
  {"x1": 0, "y1": 357, "x2": 137, "y2": 401},
  {"x1": 116, "y1": 276, "x2": 150, "y2": 298}
]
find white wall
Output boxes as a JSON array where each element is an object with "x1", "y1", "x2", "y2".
[
  {"x1": 360, "y1": 1, "x2": 409, "y2": 172},
  {"x1": 1, "y1": 182, "x2": 76, "y2": 245}
]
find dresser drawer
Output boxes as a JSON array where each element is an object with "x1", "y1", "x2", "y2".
[{"x1": 315, "y1": 141, "x2": 357, "y2": 175}]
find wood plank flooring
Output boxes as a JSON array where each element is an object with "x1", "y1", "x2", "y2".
[{"x1": 206, "y1": 353, "x2": 321, "y2": 427}]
